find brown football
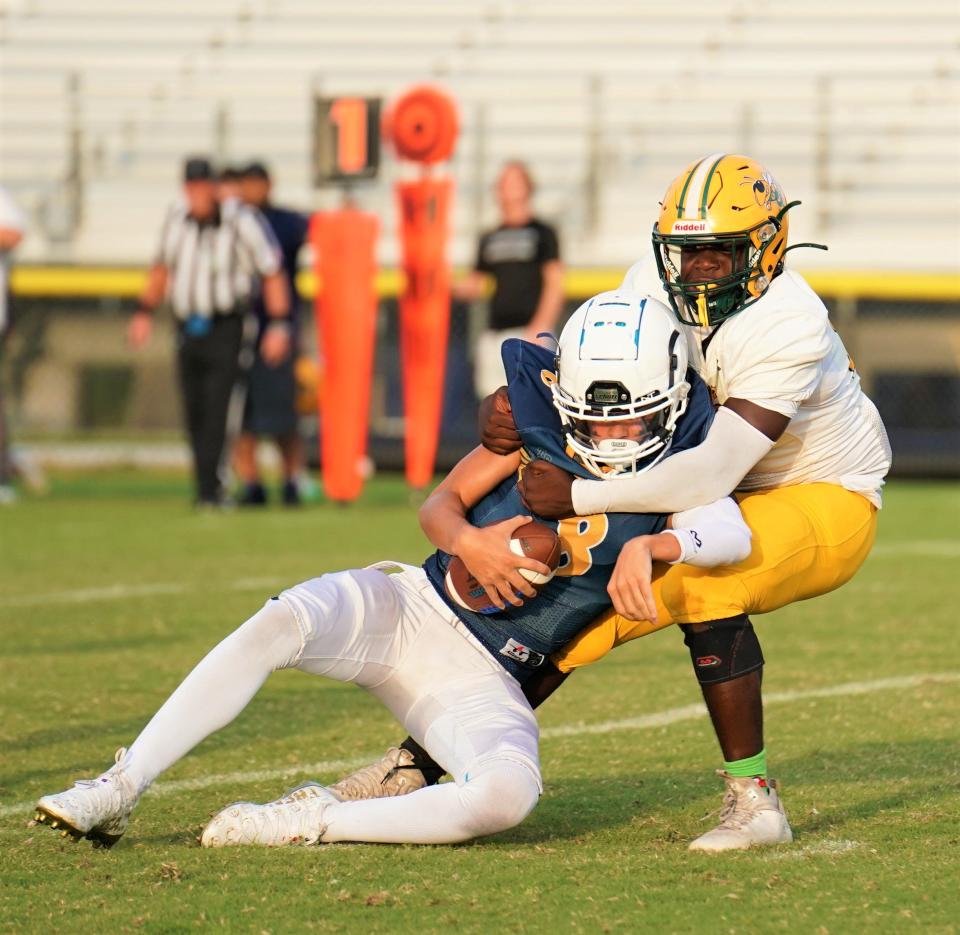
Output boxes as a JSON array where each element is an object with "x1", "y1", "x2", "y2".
[{"x1": 444, "y1": 521, "x2": 562, "y2": 614}]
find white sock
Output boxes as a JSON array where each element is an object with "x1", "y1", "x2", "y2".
[
  {"x1": 321, "y1": 759, "x2": 540, "y2": 844},
  {"x1": 122, "y1": 600, "x2": 302, "y2": 789}
]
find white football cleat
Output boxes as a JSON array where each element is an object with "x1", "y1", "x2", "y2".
[
  {"x1": 200, "y1": 782, "x2": 339, "y2": 848},
  {"x1": 34, "y1": 748, "x2": 142, "y2": 848},
  {"x1": 688, "y1": 770, "x2": 793, "y2": 852},
  {"x1": 329, "y1": 746, "x2": 427, "y2": 801}
]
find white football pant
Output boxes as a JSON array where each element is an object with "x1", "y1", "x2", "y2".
[{"x1": 121, "y1": 564, "x2": 542, "y2": 844}]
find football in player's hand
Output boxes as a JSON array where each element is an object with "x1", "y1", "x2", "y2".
[{"x1": 444, "y1": 521, "x2": 562, "y2": 614}]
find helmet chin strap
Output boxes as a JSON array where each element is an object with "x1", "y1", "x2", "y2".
[
  {"x1": 695, "y1": 291, "x2": 710, "y2": 327},
  {"x1": 567, "y1": 427, "x2": 672, "y2": 479},
  {"x1": 596, "y1": 438, "x2": 643, "y2": 458}
]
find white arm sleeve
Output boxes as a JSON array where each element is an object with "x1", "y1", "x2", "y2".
[
  {"x1": 571, "y1": 406, "x2": 774, "y2": 515},
  {"x1": 663, "y1": 496, "x2": 752, "y2": 567}
]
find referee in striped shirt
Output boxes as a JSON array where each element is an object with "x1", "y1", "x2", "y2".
[{"x1": 129, "y1": 157, "x2": 291, "y2": 507}]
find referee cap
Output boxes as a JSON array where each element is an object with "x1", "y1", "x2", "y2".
[
  {"x1": 218, "y1": 165, "x2": 242, "y2": 183},
  {"x1": 242, "y1": 161, "x2": 271, "y2": 181},
  {"x1": 183, "y1": 157, "x2": 215, "y2": 182}
]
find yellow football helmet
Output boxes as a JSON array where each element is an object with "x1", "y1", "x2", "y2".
[{"x1": 652, "y1": 153, "x2": 822, "y2": 327}]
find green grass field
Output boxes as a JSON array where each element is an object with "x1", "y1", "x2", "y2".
[{"x1": 1, "y1": 473, "x2": 958, "y2": 934}]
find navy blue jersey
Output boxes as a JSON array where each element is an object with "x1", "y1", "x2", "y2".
[
  {"x1": 253, "y1": 203, "x2": 309, "y2": 338},
  {"x1": 422, "y1": 340, "x2": 715, "y2": 682}
]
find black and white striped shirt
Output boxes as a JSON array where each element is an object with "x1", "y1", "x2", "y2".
[{"x1": 154, "y1": 198, "x2": 282, "y2": 320}]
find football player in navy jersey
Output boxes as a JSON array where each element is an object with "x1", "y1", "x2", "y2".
[
  {"x1": 35, "y1": 293, "x2": 751, "y2": 851},
  {"x1": 418, "y1": 300, "x2": 718, "y2": 683}
]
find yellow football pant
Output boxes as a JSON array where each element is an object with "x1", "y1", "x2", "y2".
[{"x1": 553, "y1": 483, "x2": 878, "y2": 673}]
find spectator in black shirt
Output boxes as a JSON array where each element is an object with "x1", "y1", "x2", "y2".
[
  {"x1": 455, "y1": 161, "x2": 564, "y2": 399},
  {"x1": 233, "y1": 162, "x2": 309, "y2": 506}
]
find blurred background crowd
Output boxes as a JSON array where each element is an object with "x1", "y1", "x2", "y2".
[{"x1": 0, "y1": 0, "x2": 958, "y2": 506}]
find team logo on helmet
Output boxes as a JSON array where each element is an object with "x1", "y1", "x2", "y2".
[{"x1": 743, "y1": 172, "x2": 786, "y2": 213}]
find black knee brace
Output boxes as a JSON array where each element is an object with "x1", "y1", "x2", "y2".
[
  {"x1": 399, "y1": 736, "x2": 446, "y2": 786},
  {"x1": 680, "y1": 615, "x2": 764, "y2": 686}
]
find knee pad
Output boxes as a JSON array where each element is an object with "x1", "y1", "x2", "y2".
[
  {"x1": 680, "y1": 615, "x2": 764, "y2": 686},
  {"x1": 460, "y1": 759, "x2": 541, "y2": 838}
]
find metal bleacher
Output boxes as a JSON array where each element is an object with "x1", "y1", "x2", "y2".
[{"x1": 1, "y1": 0, "x2": 958, "y2": 269}]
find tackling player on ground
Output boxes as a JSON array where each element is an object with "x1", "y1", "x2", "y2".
[
  {"x1": 331, "y1": 154, "x2": 891, "y2": 852},
  {"x1": 34, "y1": 294, "x2": 756, "y2": 849}
]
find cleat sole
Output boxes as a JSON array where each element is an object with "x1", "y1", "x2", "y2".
[
  {"x1": 34, "y1": 807, "x2": 87, "y2": 844},
  {"x1": 34, "y1": 804, "x2": 125, "y2": 849}
]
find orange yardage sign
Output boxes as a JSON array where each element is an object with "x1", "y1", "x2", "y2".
[{"x1": 329, "y1": 98, "x2": 369, "y2": 175}]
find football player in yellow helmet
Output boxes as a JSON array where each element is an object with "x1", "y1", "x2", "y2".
[
  {"x1": 508, "y1": 152, "x2": 888, "y2": 851},
  {"x1": 651, "y1": 154, "x2": 823, "y2": 327},
  {"x1": 325, "y1": 153, "x2": 891, "y2": 856}
]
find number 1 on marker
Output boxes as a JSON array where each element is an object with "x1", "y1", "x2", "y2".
[{"x1": 330, "y1": 98, "x2": 368, "y2": 174}]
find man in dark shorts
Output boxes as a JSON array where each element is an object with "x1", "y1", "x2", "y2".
[
  {"x1": 234, "y1": 162, "x2": 309, "y2": 506},
  {"x1": 455, "y1": 161, "x2": 565, "y2": 399},
  {"x1": 130, "y1": 157, "x2": 290, "y2": 509}
]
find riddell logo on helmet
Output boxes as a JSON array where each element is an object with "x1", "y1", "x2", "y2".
[{"x1": 672, "y1": 221, "x2": 710, "y2": 234}]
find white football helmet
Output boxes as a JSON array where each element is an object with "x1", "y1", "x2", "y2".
[{"x1": 551, "y1": 290, "x2": 690, "y2": 478}]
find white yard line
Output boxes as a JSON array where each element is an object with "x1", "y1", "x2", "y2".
[
  {"x1": 769, "y1": 838, "x2": 862, "y2": 859},
  {"x1": 2, "y1": 539, "x2": 957, "y2": 610},
  {"x1": 0, "y1": 577, "x2": 290, "y2": 608},
  {"x1": 540, "y1": 672, "x2": 960, "y2": 737},
  {"x1": 4, "y1": 671, "x2": 958, "y2": 821},
  {"x1": 1, "y1": 583, "x2": 190, "y2": 607}
]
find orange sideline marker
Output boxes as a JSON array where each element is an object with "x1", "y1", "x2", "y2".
[{"x1": 309, "y1": 209, "x2": 379, "y2": 502}]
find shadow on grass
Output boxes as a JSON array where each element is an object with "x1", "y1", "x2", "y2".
[
  {"x1": 476, "y1": 736, "x2": 960, "y2": 847},
  {"x1": 1, "y1": 633, "x2": 183, "y2": 658},
  {"x1": 1, "y1": 714, "x2": 153, "y2": 762},
  {"x1": 2, "y1": 674, "x2": 371, "y2": 769},
  {"x1": 10, "y1": 731, "x2": 958, "y2": 853},
  {"x1": 775, "y1": 740, "x2": 960, "y2": 785},
  {"x1": 105, "y1": 736, "x2": 960, "y2": 852}
]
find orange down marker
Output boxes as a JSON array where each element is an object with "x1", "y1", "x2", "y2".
[
  {"x1": 309, "y1": 209, "x2": 379, "y2": 502},
  {"x1": 383, "y1": 85, "x2": 459, "y2": 489}
]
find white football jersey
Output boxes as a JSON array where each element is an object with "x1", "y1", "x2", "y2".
[{"x1": 623, "y1": 253, "x2": 891, "y2": 507}]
